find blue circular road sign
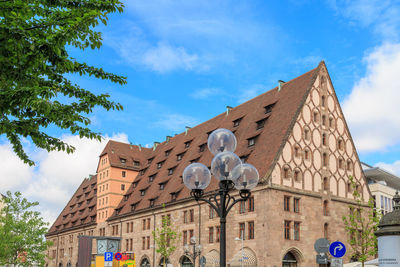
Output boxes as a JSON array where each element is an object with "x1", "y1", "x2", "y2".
[{"x1": 329, "y1": 241, "x2": 346, "y2": 258}]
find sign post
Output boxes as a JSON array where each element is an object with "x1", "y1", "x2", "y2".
[{"x1": 314, "y1": 238, "x2": 330, "y2": 265}]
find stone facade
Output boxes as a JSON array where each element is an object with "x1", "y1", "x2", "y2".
[{"x1": 46, "y1": 62, "x2": 370, "y2": 267}]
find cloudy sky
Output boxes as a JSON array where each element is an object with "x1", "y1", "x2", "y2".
[{"x1": 2, "y1": 0, "x2": 400, "y2": 224}]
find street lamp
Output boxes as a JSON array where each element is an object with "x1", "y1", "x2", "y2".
[
  {"x1": 184, "y1": 236, "x2": 202, "y2": 267},
  {"x1": 183, "y1": 128, "x2": 259, "y2": 267},
  {"x1": 234, "y1": 237, "x2": 244, "y2": 267}
]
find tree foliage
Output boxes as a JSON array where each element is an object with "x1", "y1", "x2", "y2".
[
  {"x1": 152, "y1": 208, "x2": 181, "y2": 266},
  {"x1": 0, "y1": 191, "x2": 51, "y2": 266},
  {"x1": 342, "y1": 176, "x2": 380, "y2": 267},
  {"x1": 0, "y1": 0, "x2": 126, "y2": 165}
]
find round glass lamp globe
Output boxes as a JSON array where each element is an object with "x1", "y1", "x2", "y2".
[
  {"x1": 183, "y1": 163, "x2": 211, "y2": 190},
  {"x1": 211, "y1": 151, "x2": 241, "y2": 181},
  {"x1": 207, "y1": 128, "x2": 237, "y2": 155},
  {"x1": 231, "y1": 163, "x2": 259, "y2": 190}
]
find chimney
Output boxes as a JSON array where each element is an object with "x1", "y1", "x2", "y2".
[
  {"x1": 278, "y1": 80, "x2": 285, "y2": 92},
  {"x1": 153, "y1": 142, "x2": 160, "y2": 151},
  {"x1": 166, "y1": 136, "x2": 172, "y2": 143},
  {"x1": 138, "y1": 144, "x2": 142, "y2": 151},
  {"x1": 185, "y1": 126, "x2": 191, "y2": 136},
  {"x1": 226, "y1": 106, "x2": 233, "y2": 115}
]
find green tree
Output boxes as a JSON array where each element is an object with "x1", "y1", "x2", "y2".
[
  {"x1": 0, "y1": 191, "x2": 51, "y2": 266},
  {"x1": 153, "y1": 209, "x2": 181, "y2": 266},
  {"x1": 342, "y1": 176, "x2": 380, "y2": 267},
  {"x1": 0, "y1": 0, "x2": 126, "y2": 166}
]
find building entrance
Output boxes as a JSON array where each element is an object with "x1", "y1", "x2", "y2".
[
  {"x1": 181, "y1": 256, "x2": 193, "y2": 267},
  {"x1": 282, "y1": 251, "x2": 297, "y2": 267}
]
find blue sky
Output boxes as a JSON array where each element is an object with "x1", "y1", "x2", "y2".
[{"x1": 2, "y1": 0, "x2": 400, "y2": 223}]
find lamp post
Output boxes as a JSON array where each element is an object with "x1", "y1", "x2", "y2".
[
  {"x1": 183, "y1": 128, "x2": 259, "y2": 267},
  {"x1": 234, "y1": 237, "x2": 244, "y2": 267},
  {"x1": 184, "y1": 236, "x2": 202, "y2": 267}
]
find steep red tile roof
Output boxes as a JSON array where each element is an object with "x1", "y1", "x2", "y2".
[
  {"x1": 109, "y1": 62, "x2": 322, "y2": 220},
  {"x1": 47, "y1": 175, "x2": 98, "y2": 236}
]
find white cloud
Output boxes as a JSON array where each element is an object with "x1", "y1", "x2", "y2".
[
  {"x1": 0, "y1": 133, "x2": 128, "y2": 224},
  {"x1": 330, "y1": 0, "x2": 400, "y2": 41},
  {"x1": 342, "y1": 43, "x2": 400, "y2": 152},
  {"x1": 375, "y1": 160, "x2": 400, "y2": 176},
  {"x1": 237, "y1": 84, "x2": 267, "y2": 104},
  {"x1": 142, "y1": 43, "x2": 201, "y2": 73},
  {"x1": 154, "y1": 113, "x2": 199, "y2": 132},
  {"x1": 190, "y1": 88, "x2": 223, "y2": 99}
]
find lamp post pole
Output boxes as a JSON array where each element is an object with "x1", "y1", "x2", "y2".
[
  {"x1": 183, "y1": 129, "x2": 259, "y2": 267},
  {"x1": 184, "y1": 236, "x2": 202, "y2": 267}
]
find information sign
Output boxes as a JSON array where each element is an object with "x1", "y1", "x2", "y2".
[
  {"x1": 331, "y1": 258, "x2": 343, "y2": 267},
  {"x1": 104, "y1": 252, "x2": 113, "y2": 262},
  {"x1": 329, "y1": 241, "x2": 346, "y2": 258},
  {"x1": 316, "y1": 254, "x2": 329, "y2": 264}
]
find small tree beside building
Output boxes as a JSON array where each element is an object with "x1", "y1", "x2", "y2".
[
  {"x1": 342, "y1": 176, "x2": 380, "y2": 267},
  {"x1": 153, "y1": 209, "x2": 181, "y2": 266},
  {"x1": 0, "y1": 191, "x2": 51, "y2": 266}
]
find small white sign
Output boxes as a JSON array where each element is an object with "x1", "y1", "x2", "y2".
[
  {"x1": 331, "y1": 258, "x2": 343, "y2": 267},
  {"x1": 104, "y1": 262, "x2": 113, "y2": 267},
  {"x1": 167, "y1": 264, "x2": 173, "y2": 267}
]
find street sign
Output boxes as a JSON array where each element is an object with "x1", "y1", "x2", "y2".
[
  {"x1": 115, "y1": 252, "x2": 123, "y2": 261},
  {"x1": 200, "y1": 256, "x2": 206, "y2": 267},
  {"x1": 316, "y1": 253, "x2": 329, "y2": 264},
  {"x1": 104, "y1": 252, "x2": 113, "y2": 262},
  {"x1": 329, "y1": 241, "x2": 346, "y2": 258},
  {"x1": 314, "y1": 238, "x2": 330, "y2": 253},
  {"x1": 331, "y1": 258, "x2": 343, "y2": 267}
]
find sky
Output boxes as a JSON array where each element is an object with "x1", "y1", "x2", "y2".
[{"x1": 2, "y1": 0, "x2": 400, "y2": 224}]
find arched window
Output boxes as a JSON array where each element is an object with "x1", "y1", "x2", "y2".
[
  {"x1": 324, "y1": 223, "x2": 329, "y2": 239},
  {"x1": 304, "y1": 149, "x2": 310, "y2": 160},
  {"x1": 323, "y1": 177, "x2": 329, "y2": 191},
  {"x1": 347, "y1": 160, "x2": 353, "y2": 171},
  {"x1": 180, "y1": 256, "x2": 193, "y2": 267},
  {"x1": 283, "y1": 166, "x2": 290, "y2": 179},
  {"x1": 282, "y1": 251, "x2": 297, "y2": 267},
  {"x1": 313, "y1": 111, "x2": 319, "y2": 123},
  {"x1": 322, "y1": 133, "x2": 327, "y2": 146},
  {"x1": 322, "y1": 115, "x2": 326, "y2": 126},
  {"x1": 140, "y1": 257, "x2": 151, "y2": 267},
  {"x1": 294, "y1": 145, "x2": 300, "y2": 158},
  {"x1": 339, "y1": 158, "x2": 344, "y2": 169},
  {"x1": 323, "y1": 201, "x2": 329, "y2": 216},
  {"x1": 322, "y1": 153, "x2": 328, "y2": 167},
  {"x1": 304, "y1": 128, "x2": 310, "y2": 141},
  {"x1": 321, "y1": 95, "x2": 326, "y2": 107},
  {"x1": 329, "y1": 117, "x2": 334, "y2": 128},
  {"x1": 294, "y1": 169, "x2": 301, "y2": 182},
  {"x1": 338, "y1": 139, "x2": 344, "y2": 150}
]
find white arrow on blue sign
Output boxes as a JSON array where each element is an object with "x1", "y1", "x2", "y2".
[
  {"x1": 329, "y1": 241, "x2": 346, "y2": 258},
  {"x1": 105, "y1": 252, "x2": 113, "y2": 261}
]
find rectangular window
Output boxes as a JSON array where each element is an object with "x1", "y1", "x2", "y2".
[
  {"x1": 209, "y1": 227, "x2": 214, "y2": 243},
  {"x1": 199, "y1": 144, "x2": 206, "y2": 152},
  {"x1": 284, "y1": 221, "x2": 291, "y2": 240},
  {"x1": 142, "y1": 237, "x2": 146, "y2": 250},
  {"x1": 248, "y1": 221, "x2": 255, "y2": 239},
  {"x1": 183, "y1": 230, "x2": 187, "y2": 245},
  {"x1": 248, "y1": 197, "x2": 254, "y2": 212},
  {"x1": 256, "y1": 118, "x2": 267, "y2": 129},
  {"x1": 294, "y1": 198, "x2": 300, "y2": 213},
  {"x1": 147, "y1": 218, "x2": 151, "y2": 230},
  {"x1": 294, "y1": 222, "x2": 300, "y2": 241},
  {"x1": 284, "y1": 196, "x2": 291, "y2": 211},
  {"x1": 248, "y1": 137, "x2": 257, "y2": 147},
  {"x1": 209, "y1": 207, "x2": 215, "y2": 219},
  {"x1": 122, "y1": 171, "x2": 126, "y2": 177},
  {"x1": 265, "y1": 103, "x2": 275, "y2": 114},
  {"x1": 233, "y1": 118, "x2": 242, "y2": 127},
  {"x1": 121, "y1": 184, "x2": 125, "y2": 190},
  {"x1": 190, "y1": 209, "x2": 194, "y2": 222},
  {"x1": 239, "y1": 201, "x2": 246, "y2": 214},
  {"x1": 239, "y1": 223, "x2": 245, "y2": 240},
  {"x1": 183, "y1": 211, "x2": 188, "y2": 223},
  {"x1": 216, "y1": 226, "x2": 220, "y2": 243},
  {"x1": 146, "y1": 236, "x2": 150, "y2": 249}
]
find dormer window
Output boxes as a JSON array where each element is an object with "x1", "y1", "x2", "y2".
[
  {"x1": 248, "y1": 135, "x2": 258, "y2": 147},
  {"x1": 131, "y1": 203, "x2": 137, "y2": 211},
  {"x1": 165, "y1": 149, "x2": 172, "y2": 157},
  {"x1": 199, "y1": 143, "x2": 206, "y2": 152},
  {"x1": 82, "y1": 186, "x2": 88, "y2": 192},
  {"x1": 88, "y1": 206, "x2": 94, "y2": 212},
  {"x1": 133, "y1": 182, "x2": 138, "y2": 188},
  {"x1": 184, "y1": 140, "x2": 192, "y2": 148},
  {"x1": 190, "y1": 158, "x2": 200, "y2": 164},
  {"x1": 148, "y1": 157, "x2": 154, "y2": 164},
  {"x1": 76, "y1": 195, "x2": 81, "y2": 200},
  {"x1": 240, "y1": 155, "x2": 249, "y2": 163},
  {"x1": 120, "y1": 158, "x2": 127, "y2": 164},
  {"x1": 149, "y1": 174, "x2": 156, "y2": 182},
  {"x1": 264, "y1": 103, "x2": 275, "y2": 114},
  {"x1": 140, "y1": 189, "x2": 146, "y2": 196},
  {"x1": 91, "y1": 215, "x2": 96, "y2": 222},
  {"x1": 115, "y1": 208, "x2": 122, "y2": 215},
  {"x1": 140, "y1": 168, "x2": 147, "y2": 176},
  {"x1": 159, "y1": 183, "x2": 165, "y2": 190},
  {"x1": 149, "y1": 198, "x2": 156, "y2": 207},
  {"x1": 85, "y1": 192, "x2": 90, "y2": 197},
  {"x1": 77, "y1": 202, "x2": 83, "y2": 208},
  {"x1": 86, "y1": 198, "x2": 92, "y2": 204},
  {"x1": 168, "y1": 167, "x2": 175, "y2": 176},
  {"x1": 157, "y1": 161, "x2": 165, "y2": 169},
  {"x1": 70, "y1": 204, "x2": 75, "y2": 210},
  {"x1": 233, "y1": 117, "x2": 243, "y2": 127},
  {"x1": 171, "y1": 192, "x2": 177, "y2": 201},
  {"x1": 256, "y1": 118, "x2": 267, "y2": 130},
  {"x1": 177, "y1": 152, "x2": 185, "y2": 161},
  {"x1": 133, "y1": 160, "x2": 140, "y2": 167},
  {"x1": 124, "y1": 194, "x2": 131, "y2": 201},
  {"x1": 63, "y1": 215, "x2": 68, "y2": 220}
]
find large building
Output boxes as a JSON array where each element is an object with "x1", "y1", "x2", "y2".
[
  {"x1": 362, "y1": 162, "x2": 400, "y2": 215},
  {"x1": 46, "y1": 62, "x2": 370, "y2": 267}
]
